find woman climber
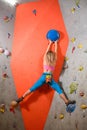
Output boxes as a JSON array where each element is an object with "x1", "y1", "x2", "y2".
[{"x1": 11, "y1": 29, "x2": 76, "y2": 113}]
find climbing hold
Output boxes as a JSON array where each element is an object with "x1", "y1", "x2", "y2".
[
  {"x1": 10, "y1": 14, "x2": 14, "y2": 20},
  {"x1": 0, "y1": 47, "x2": 4, "y2": 53},
  {"x1": 78, "y1": 66, "x2": 84, "y2": 71},
  {"x1": 63, "y1": 61, "x2": 68, "y2": 69},
  {"x1": 0, "y1": 108, "x2": 5, "y2": 113},
  {"x1": 4, "y1": 49, "x2": 11, "y2": 57},
  {"x1": 32, "y1": 9, "x2": 37, "y2": 16},
  {"x1": 8, "y1": 33, "x2": 11, "y2": 38},
  {"x1": 9, "y1": 106, "x2": 15, "y2": 114},
  {"x1": 3, "y1": 16, "x2": 10, "y2": 22},
  {"x1": 66, "y1": 103, "x2": 76, "y2": 113},
  {"x1": 77, "y1": 43, "x2": 83, "y2": 49},
  {"x1": 72, "y1": 46, "x2": 75, "y2": 53},
  {"x1": 0, "y1": 104, "x2": 5, "y2": 113},
  {"x1": 59, "y1": 113, "x2": 64, "y2": 119},
  {"x1": 83, "y1": 113, "x2": 86, "y2": 118},
  {"x1": 9, "y1": 100, "x2": 18, "y2": 114},
  {"x1": 75, "y1": 0, "x2": 80, "y2": 8},
  {"x1": 2, "y1": 73, "x2": 8, "y2": 79},
  {"x1": 3, "y1": 65, "x2": 7, "y2": 70},
  {"x1": 71, "y1": 7, "x2": 75, "y2": 14},
  {"x1": 65, "y1": 56, "x2": 69, "y2": 61},
  {"x1": 79, "y1": 91, "x2": 84, "y2": 97},
  {"x1": 69, "y1": 82, "x2": 78, "y2": 94},
  {"x1": 46, "y1": 29, "x2": 60, "y2": 42},
  {"x1": 71, "y1": 37, "x2": 76, "y2": 43},
  {"x1": 80, "y1": 104, "x2": 87, "y2": 109},
  {"x1": 54, "y1": 114, "x2": 57, "y2": 119},
  {"x1": 10, "y1": 100, "x2": 18, "y2": 108}
]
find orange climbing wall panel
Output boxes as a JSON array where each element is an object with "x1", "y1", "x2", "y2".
[{"x1": 11, "y1": 0, "x2": 69, "y2": 130}]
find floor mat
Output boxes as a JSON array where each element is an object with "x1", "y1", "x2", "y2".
[{"x1": 11, "y1": 0, "x2": 69, "y2": 130}]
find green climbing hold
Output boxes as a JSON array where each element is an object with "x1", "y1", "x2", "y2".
[{"x1": 69, "y1": 82, "x2": 78, "y2": 94}]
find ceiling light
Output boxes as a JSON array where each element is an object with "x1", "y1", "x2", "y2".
[{"x1": 3, "y1": 0, "x2": 18, "y2": 6}]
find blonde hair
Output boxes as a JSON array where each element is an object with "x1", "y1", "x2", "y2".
[{"x1": 45, "y1": 51, "x2": 56, "y2": 65}]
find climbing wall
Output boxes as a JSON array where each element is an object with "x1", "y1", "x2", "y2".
[
  {"x1": 0, "y1": 1, "x2": 25, "y2": 130},
  {"x1": 44, "y1": 0, "x2": 87, "y2": 130},
  {"x1": 10, "y1": 0, "x2": 69, "y2": 130}
]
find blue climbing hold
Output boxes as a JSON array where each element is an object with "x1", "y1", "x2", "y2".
[
  {"x1": 32, "y1": 9, "x2": 37, "y2": 15},
  {"x1": 46, "y1": 29, "x2": 60, "y2": 42},
  {"x1": 66, "y1": 103, "x2": 76, "y2": 113}
]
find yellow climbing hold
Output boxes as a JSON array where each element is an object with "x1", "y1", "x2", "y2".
[
  {"x1": 71, "y1": 7, "x2": 75, "y2": 14},
  {"x1": 0, "y1": 108, "x2": 5, "y2": 113},
  {"x1": 71, "y1": 37, "x2": 76, "y2": 43},
  {"x1": 78, "y1": 66, "x2": 84, "y2": 71},
  {"x1": 77, "y1": 43, "x2": 83, "y2": 49},
  {"x1": 0, "y1": 104, "x2": 5, "y2": 113},
  {"x1": 65, "y1": 56, "x2": 69, "y2": 61},
  {"x1": 80, "y1": 104, "x2": 87, "y2": 109},
  {"x1": 59, "y1": 113, "x2": 64, "y2": 119}
]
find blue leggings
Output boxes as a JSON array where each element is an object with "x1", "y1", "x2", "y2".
[{"x1": 30, "y1": 73, "x2": 63, "y2": 94}]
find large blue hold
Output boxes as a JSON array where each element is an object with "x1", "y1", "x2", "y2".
[
  {"x1": 46, "y1": 29, "x2": 60, "y2": 41},
  {"x1": 66, "y1": 103, "x2": 76, "y2": 113}
]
